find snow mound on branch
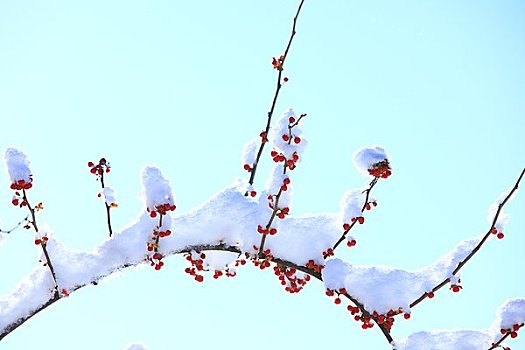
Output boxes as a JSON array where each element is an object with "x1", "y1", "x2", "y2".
[
  {"x1": 492, "y1": 298, "x2": 525, "y2": 331},
  {"x1": 395, "y1": 330, "x2": 492, "y2": 350},
  {"x1": 268, "y1": 108, "x2": 307, "y2": 160},
  {"x1": 323, "y1": 237, "x2": 479, "y2": 314},
  {"x1": 101, "y1": 186, "x2": 118, "y2": 207},
  {"x1": 4, "y1": 148, "x2": 32, "y2": 184},
  {"x1": 340, "y1": 190, "x2": 365, "y2": 223},
  {"x1": 140, "y1": 166, "x2": 175, "y2": 210},
  {"x1": 241, "y1": 138, "x2": 258, "y2": 167},
  {"x1": 352, "y1": 146, "x2": 388, "y2": 176},
  {"x1": 125, "y1": 343, "x2": 148, "y2": 350},
  {"x1": 486, "y1": 188, "x2": 516, "y2": 233}
]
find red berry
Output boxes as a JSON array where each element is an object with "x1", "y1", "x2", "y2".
[
  {"x1": 501, "y1": 329, "x2": 508, "y2": 335},
  {"x1": 452, "y1": 285, "x2": 460, "y2": 293},
  {"x1": 12, "y1": 198, "x2": 19, "y2": 206},
  {"x1": 105, "y1": 168, "x2": 110, "y2": 173},
  {"x1": 88, "y1": 161, "x2": 94, "y2": 167},
  {"x1": 90, "y1": 168, "x2": 97, "y2": 174},
  {"x1": 150, "y1": 211, "x2": 157, "y2": 218},
  {"x1": 343, "y1": 223, "x2": 350, "y2": 231},
  {"x1": 357, "y1": 217, "x2": 365, "y2": 224},
  {"x1": 250, "y1": 191, "x2": 257, "y2": 197},
  {"x1": 283, "y1": 77, "x2": 289, "y2": 82},
  {"x1": 294, "y1": 137, "x2": 301, "y2": 144},
  {"x1": 243, "y1": 164, "x2": 251, "y2": 171},
  {"x1": 513, "y1": 324, "x2": 520, "y2": 331},
  {"x1": 427, "y1": 292, "x2": 435, "y2": 298},
  {"x1": 404, "y1": 313, "x2": 411, "y2": 319},
  {"x1": 334, "y1": 298, "x2": 341, "y2": 305},
  {"x1": 497, "y1": 232, "x2": 504, "y2": 239},
  {"x1": 511, "y1": 331, "x2": 518, "y2": 338},
  {"x1": 282, "y1": 134, "x2": 290, "y2": 142},
  {"x1": 34, "y1": 239, "x2": 41, "y2": 245}
]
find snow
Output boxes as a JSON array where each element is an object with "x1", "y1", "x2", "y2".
[
  {"x1": 268, "y1": 108, "x2": 307, "y2": 160},
  {"x1": 487, "y1": 188, "x2": 515, "y2": 232},
  {"x1": 4, "y1": 148, "x2": 32, "y2": 184},
  {"x1": 322, "y1": 237, "x2": 479, "y2": 314},
  {"x1": 101, "y1": 186, "x2": 118, "y2": 207},
  {"x1": 396, "y1": 299, "x2": 525, "y2": 349},
  {"x1": 340, "y1": 189, "x2": 365, "y2": 224},
  {"x1": 140, "y1": 166, "x2": 175, "y2": 211},
  {"x1": 352, "y1": 146, "x2": 389, "y2": 176},
  {"x1": 241, "y1": 138, "x2": 258, "y2": 167},
  {"x1": 124, "y1": 343, "x2": 148, "y2": 350},
  {"x1": 395, "y1": 330, "x2": 492, "y2": 350},
  {"x1": 493, "y1": 298, "x2": 525, "y2": 331},
  {"x1": 0, "y1": 144, "x2": 521, "y2": 349}
]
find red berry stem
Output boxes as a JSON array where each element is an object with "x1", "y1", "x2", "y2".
[
  {"x1": 409, "y1": 168, "x2": 525, "y2": 311},
  {"x1": 245, "y1": 0, "x2": 306, "y2": 194},
  {"x1": 88, "y1": 158, "x2": 114, "y2": 237}
]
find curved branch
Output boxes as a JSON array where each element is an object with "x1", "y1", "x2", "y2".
[{"x1": 410, "y1": 168, "x2": 525, "y2": 309}]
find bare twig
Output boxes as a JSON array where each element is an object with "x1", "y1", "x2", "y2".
[
  {"x1": 246, "y1": 0, "x2": 306, "y2": 192},
  {"x1": 0, "y1": 214, "x2": 30, "y2": 234},
  {"x1": 410, "y1": 168, "x2": 525, "y2": 309}
]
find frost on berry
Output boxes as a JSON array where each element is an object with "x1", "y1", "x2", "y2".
[
  {"x1": 4, "y1": 148, "x2": 33, "y2": 190},
  {"x1": 352, "y1": 146, "x2": 391, "y2": 178}
]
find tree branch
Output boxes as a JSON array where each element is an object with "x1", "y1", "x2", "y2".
[
  {"x1": 410, "y1": 168, "x2": 525, "y2": 309},
  {"x1": 246, "y1": 0, "x2": 306, "y2": 191}
]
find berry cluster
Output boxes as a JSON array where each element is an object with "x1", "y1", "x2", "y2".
[
  {"x1": 272, "y1": 55, "x2": 285, "y2": 70},
  {"x1": 367, "y1": 160, "x2": 392, "y2": 179},
  {"x1": 323, "y1": 248, "x2": 335, "y2": 259},
  {"x1": 212, "y1": 268, "x2": 237, "y2": 279},
  {"x1": 10, "y1": 178, "x2": 33, "y2": 191},
  {"x1": 500, "y1": 323, "x2": 522, "y2": 340},
  {"x1": 273, "y1": 265, "x2": 311, "y2": 293},
  {"x1": 306, "y1": 259, "x2": 324, "y2": 273},
  {"x1": 88, "y1": 158, "x2": 110, "y2": 176},
  {"x1": 346, "y1": 235, "x2": 357, "y2": 248},
  {"x1": 491, "y1": 227, "x2": 505, "y2": 240},
  {"x1": 271, "y1": 150, "x2": 300, "y2": 170},
  {"x1": 183, "y1": 252, "x2": 206, "y2": 282},
  {"x1": 257, "y1": 225, "x2": 278, "y2": 236},
  {"x1": 148, "y1": 252, "x2": 165, "y2": 271},
  {"x1": 267, "y1": 192, "x2": 290, "y2": 218},
  {"x1": 147, "y1": 203, "x2": 176, "y2": 218},
  {"x1": 34, "y1": 235, "x2": 49, "y2": 246},
  {"x1": 252, "y1": 246, "x2": 273, "y2": 270}
]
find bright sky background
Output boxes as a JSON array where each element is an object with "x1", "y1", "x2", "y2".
[{"x1": 1, "y1": 0, "x2": 524, "y2": 349}]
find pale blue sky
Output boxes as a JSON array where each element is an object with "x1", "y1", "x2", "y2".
[{"x1": 0, "y1": 1, "x2": 524, "y2": 349}]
